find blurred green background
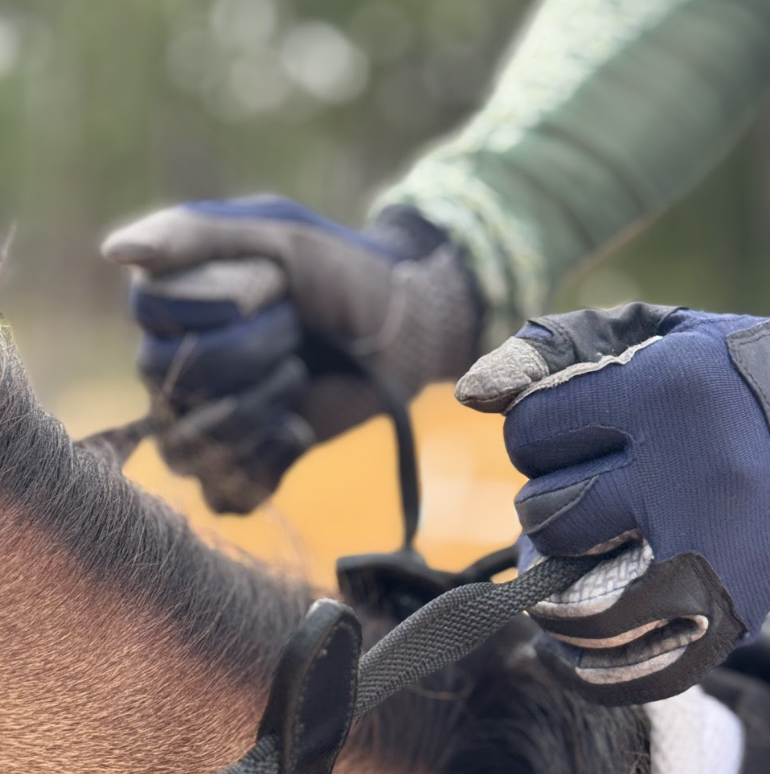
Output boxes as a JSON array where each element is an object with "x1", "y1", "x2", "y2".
[
  {"x1": 3, "y1": 0, "x2": 770, "y2": 400},
  {"x1": 0, "y1": 0, "x2": 529, "y2": 403},
  {"x1": 1, "y1": 0, "x2": 770, "y2": 580}
]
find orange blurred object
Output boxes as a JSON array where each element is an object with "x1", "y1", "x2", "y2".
[{"x1": 61, "y1": 382, "x2": 525, "y2": 590}]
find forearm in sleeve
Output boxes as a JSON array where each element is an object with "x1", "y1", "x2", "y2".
[{"x1": 373, "y1": 0, "x2": 770, "y2": 350}]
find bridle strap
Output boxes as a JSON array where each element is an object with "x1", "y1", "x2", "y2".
[{"x1": 352, "y1": 552, "x2": 600, "y2": 719}]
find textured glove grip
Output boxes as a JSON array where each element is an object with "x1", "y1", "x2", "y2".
[{"x1": 535, "y1": 553, "x2": 746, "y2": 706}]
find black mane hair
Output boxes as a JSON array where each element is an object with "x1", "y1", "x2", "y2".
[{"x1": 0, "y1": 326, "x2": 313, "y2": 688}]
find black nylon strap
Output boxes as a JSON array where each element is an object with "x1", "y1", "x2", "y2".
[
  {"x1": 353, "y1": 553, "x2": 601, "y2": 718},
  {"x1": 298, "y1": 332, "x2": 420, "y2": 551},
  {"x1": 220, "y1": 553, "x2": 602, "y2": 774}
]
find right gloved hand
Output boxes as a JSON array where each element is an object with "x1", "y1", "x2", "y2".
[
  {"x1": 456, "y1": 304, "x2": 770, "y2": 704},
  {"x1": 102, "y1": 198, "x2": 480, "y2": 513}
]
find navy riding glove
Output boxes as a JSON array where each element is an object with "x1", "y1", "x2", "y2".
[
  {"x1": 101, "y1": 197, "x2": 479, "y2": 513},
  {"x1": 456, "y1": 303, "x2": 770, "y2": 704}
]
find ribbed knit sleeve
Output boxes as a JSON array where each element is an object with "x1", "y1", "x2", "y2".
[{"x1": 373, "y1": 0, "x2": 770, "y2": 349}]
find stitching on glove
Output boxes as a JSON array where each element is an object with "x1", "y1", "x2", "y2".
[
  {"x1": 542, "y1": 316, "x2": 570, "y2": 353},
  {"x1": 665, "y1": 313, "x2": 747, "y2": 334},
  {"x1": 687, "y1": 552, "x2": 747, "y2": 635},
  {"x1": 506, "y1": 337, "x2": 661, "y2": 411},
  {"x1": 727, "y1": 323, "x2": 770, "y2": 421}
]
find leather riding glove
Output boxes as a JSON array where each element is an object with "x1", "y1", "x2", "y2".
[
  {"x1": 456, "y1": 303, "x2": 770, "y2": 704},
  {"x1": 102, "y1": 197, "x2": 480, "y2": 513}
]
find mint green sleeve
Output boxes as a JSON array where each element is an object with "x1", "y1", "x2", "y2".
[{"x1": 372, "y1": 0, "x2": 770, "y2": 350}]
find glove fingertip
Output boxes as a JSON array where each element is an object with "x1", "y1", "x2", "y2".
[
  {"x1": 100, "y1": 207, "x2": 196, "y2": 270},
  {"x1": 454, "y1": 336, "x2": 549, "y2": 413},
  {"x1": 101, "y1": 234, "x2": 162, "y2": 266}
]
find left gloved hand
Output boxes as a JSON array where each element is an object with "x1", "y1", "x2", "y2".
[
  {"x1": 101, "y1": 197, "x2": 479, "y2": 513},
  {"x1": 456, "y1": 303, "x2": 770, "y2": 704}
]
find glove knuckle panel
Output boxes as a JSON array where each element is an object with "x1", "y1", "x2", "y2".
[
  {"x1": 516, "y1": 477, "x2": 597, "y2": 540},
  {"x1": 523, "y1": 304, "x2": 679, "y2": 372},
  {"x1": 518, "y1": 475, "x2": 637, "y2": 558},
  {"x1": 131, "y1": 289, "x2": 242, "y2": 336},
  {"x1": 505, "y1": 422, "x2": 632, "y2": 478}
]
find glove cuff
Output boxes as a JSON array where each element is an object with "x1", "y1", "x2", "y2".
[
  {"x1": 368, "y1": 204, "x2": 487, "y2": 386},
  {"x1": 366, "y1": 205, "x2": 451, "y2": 263}
]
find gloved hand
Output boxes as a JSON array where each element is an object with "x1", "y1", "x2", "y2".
[
  {"x1": 455, "y1": 303, "x2": 770, "y2": 704},
  {"x1": 102, "y1": 197, "x2": 480, "y2": 513}
]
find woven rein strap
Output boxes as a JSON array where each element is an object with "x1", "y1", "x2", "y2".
[
  {"x1": 219, "y1": 552, "x2": 601, "y2": 774},
  {"x1": 354, "y1": 552, "x2": 601, "y2": 718}
]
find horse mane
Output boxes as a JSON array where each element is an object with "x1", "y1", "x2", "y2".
[
  {"x1": 0, "y1": 322, "x2": 312, "y2": 688},
  {"x1": 0, "y1": 322, "x2": 651, "y2": 773}
]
